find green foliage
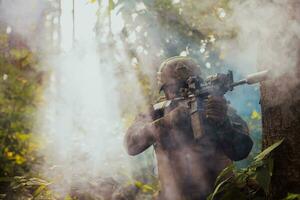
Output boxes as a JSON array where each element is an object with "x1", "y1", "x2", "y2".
[
  {"x1": 116, "y1": 0, "x2": 225, "y2": 76},
  {"x1": 134, "y1": 180, "x2": 158, "y2": 194},
  {"x1": 208, "y1": 139, "x2": 284, "y2": 200},
  {"x1": 0, "y1": 32, "x2": 43, "y2": 197},
  {"x1": 254, "y1": 139, "x2": 283, "y2": 162},
  {"x1": 283, "y1": 193, "x2": 300, "y2": 200},
  {"x1": 0, "y1": 176, "x2": 55, "y2": 199}
]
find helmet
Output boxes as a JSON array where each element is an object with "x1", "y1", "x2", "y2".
[{"x1": 157, "y1": 56, "x2": 201, "y2": 91}]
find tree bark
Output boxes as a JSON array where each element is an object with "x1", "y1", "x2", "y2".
[
  {"x1": 259, "y1": 2, "x2": 300, "y2": 199},
  {"x1": 260, "y1": 72, "x2": 300, "y2": 199}
]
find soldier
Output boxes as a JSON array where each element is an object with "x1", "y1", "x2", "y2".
[{"x1": 124, "y1": 57, "x2": 253, "y2": 200}]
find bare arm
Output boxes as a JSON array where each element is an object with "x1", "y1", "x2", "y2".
[
  {"x1": 124, "y1": 102, "x2": 188, "y2": 156},
  {"x1": 124, "y1": 109, "x2": 165, "y2": 156}
]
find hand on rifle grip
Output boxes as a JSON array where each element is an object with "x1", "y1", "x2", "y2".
[{"x1": 204, "y1": 95, "x2": 228, "y2": 125}]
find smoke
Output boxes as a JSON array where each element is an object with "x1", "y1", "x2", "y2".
[
  {"x1": 37, "y1": 1, "x2": 299, "y2": 197},
  {"x1": 220, "y1": 0, "x2": 300, "y2": 75},
  {"x1": 220, "y1": 0, "x2": 300, "y2": 106},
  {"x1": 0, "y1": 0, "x2": 48, "y2": 50},
  {"x1": 177, "y1": 0, "x2": 300, "y2": 111},
  {"x1": 39, "y1": 48, "x2": 131, "y2": 194},
  {"x1": 1, "y1": 0, "x2": 147, "y2": 197},
  {"x1": 177, "y1": 0, "x2": 300, "y2": 82},
  {"x1": 1, "y1": 0, "x2": 299, "y2": 197},
  {"x1": 36, "y1": 1, "x2": 147, "y2": 196}
]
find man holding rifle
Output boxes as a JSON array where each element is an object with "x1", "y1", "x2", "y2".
[{"x1": 124, "y1": 57, "x2": 254, "y2": 200}]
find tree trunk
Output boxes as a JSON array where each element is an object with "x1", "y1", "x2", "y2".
[
  {"x1": 259, "y1": 2, "x2": 300, "y2": 199},
  {"x1": 260, "y1": 72, "x2": 300, "y2": 199}
]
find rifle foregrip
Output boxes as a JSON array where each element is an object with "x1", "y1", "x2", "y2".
[{"x1": 190, "y1": 100, "x2": 206, "y2": 139}]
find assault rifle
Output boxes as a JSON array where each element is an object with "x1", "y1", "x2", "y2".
[{"x1": 153, "y1": 70, "x2": 269, "y2": 139}]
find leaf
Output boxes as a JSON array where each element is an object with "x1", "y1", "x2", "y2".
[
  {"x1": 254, "y1": 139, "x2": 284, "y2": 162},
  {"x1": 15, "y1": 132, "x2": 30, "y2": 141},
  {"x1": 108, "y1": 0, "x2": 115, "y2": 12},
  {"x1": 26, "y1": 177, "x2": 49, "y2": 186},
  {"x1": 251, "y1": 110, "x2": 261, "y2": 120},
  {"x1": 9, "y1": 48, "x2": 29, "y2": 60},
  {"x1": 33, "y1": 184, "x2": 47, "y2": 198},
  {"x1": 64, "y1": 194, "x2": 73, "y2": 200},
  {"x1": 215, "y1": 164, "x2": 234, "y2": 187},
  {"x1": 208, "y1": 177, "x2": 231, "y2": 200},
  {"x1": 142, "y1": 184, "x2": 155, "y2": 193},
  {"x1": 134, "y1": 181, "x2": 155, "y2": 193},
  {"x1": 234, "y1": 171, "x2": 248, "y2": 188},
  {"x1": 255, "y1": 165, "x2": 271, "y2": 194},
  {"x1": 283, "y1": 193, "x2": 300, "y2": 200},
  {"x1": 88, "y1": 0, "x2": 97, "y2": 3},
  {"x1": 134, "y1": 180, "x2": 143, "y2": 188},
  {"x1": 15, "y1": 154, "x2": 26, "y2": 165}
]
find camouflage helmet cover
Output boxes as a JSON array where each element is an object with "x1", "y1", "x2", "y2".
[{"x1": 157, "y1": 56, "x2": 201, "y2": 90}]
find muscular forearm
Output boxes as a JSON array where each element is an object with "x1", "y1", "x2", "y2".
[
  {"x1": 125, "y1": 110, "x2": 166, "y2": 156},
  {"x1": 125, "y1": 104, "x2": 189, "y2": 156},
  {"x1": 125, "y1": 122, "x2": 156, "y2": 155}
]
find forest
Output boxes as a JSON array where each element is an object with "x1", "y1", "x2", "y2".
[{"x1": 0, "y1": 0, "x2": 299, "y2": 199}]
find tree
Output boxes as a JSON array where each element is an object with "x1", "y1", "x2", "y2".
[
  {"x1": 260, "y1": 58, "x2": 300, "y2": 199},
  {"x1": 259, "y1": 1, "x2": 300, "y2": 199}
]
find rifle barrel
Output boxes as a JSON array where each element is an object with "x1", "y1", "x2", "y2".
[
  {"x1": 231, "y1": 70, "x2": 269, "y2": 88},
  {"x1": 246, "y1": 70, "x2": 269, "y2": 84},
  {"x1": 231, "y1": 79, "x2": 247, "y2": 87}
]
